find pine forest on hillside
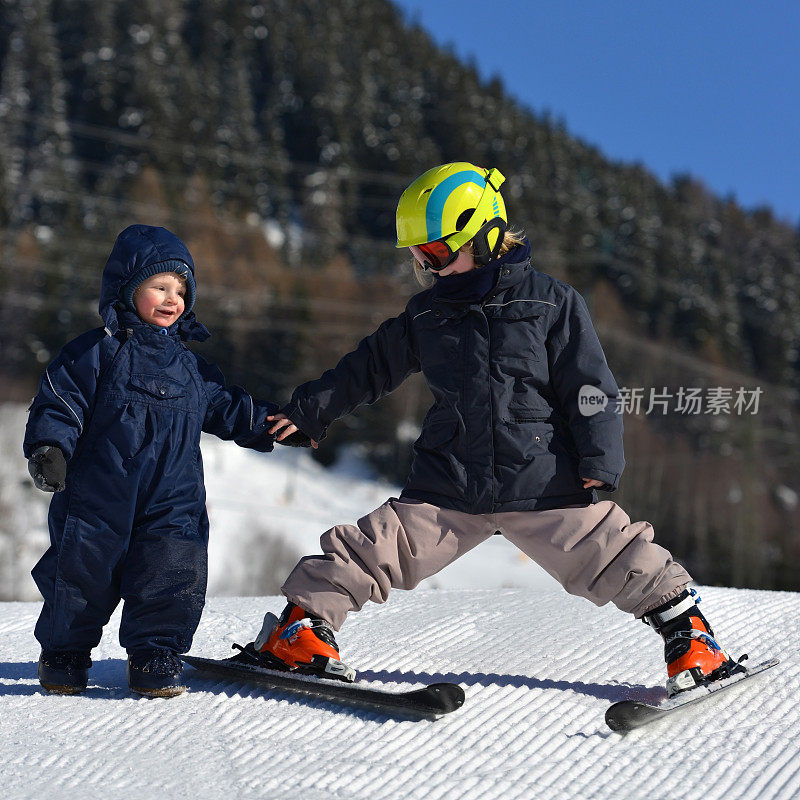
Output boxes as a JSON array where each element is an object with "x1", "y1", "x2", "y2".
[{"x1": 1, "y1": 0, "x2": 799, "y2": 591}]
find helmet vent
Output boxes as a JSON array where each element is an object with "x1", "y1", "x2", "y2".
[{"x1": 455, "y1": 208, "x2": 475, "y2": 231}]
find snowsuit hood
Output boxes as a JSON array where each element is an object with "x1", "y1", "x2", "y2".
[{"x1": 99, "y1": 224, "x2": 209, "y2": 342}]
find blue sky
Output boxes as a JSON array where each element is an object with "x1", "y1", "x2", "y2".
[{"x1": 392, "y1": 0, "x2": 799, "y2": 224}]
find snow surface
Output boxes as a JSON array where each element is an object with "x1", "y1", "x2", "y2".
[{"x1": 1, "y1": 585, "x2": 798, "y2": 800}]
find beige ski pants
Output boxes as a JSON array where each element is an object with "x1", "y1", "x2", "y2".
[{"x1": 282, "y1": 498, "x2": 691, "y2": 630}]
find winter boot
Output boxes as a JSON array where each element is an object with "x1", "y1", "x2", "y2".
[
  {"x1": 38, "y1": 650, "x2": 92, "y2": 695},
  {"x1": 127, "y1": 649, "x2": 186, "y2": 698},
  {"x1": 643, "y1": 588, "x2": 740, "y2": 696},
  {"x1": 253, "y1": 602, "x2": 355, "y2": 682}
]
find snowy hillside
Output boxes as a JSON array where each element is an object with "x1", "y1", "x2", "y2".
[
  {"x1": 1, "y1": 586, "x2": 798, "y2": 800},
  {"x1": 202, "y1": 433, "x2": 560, "y2": 597}
]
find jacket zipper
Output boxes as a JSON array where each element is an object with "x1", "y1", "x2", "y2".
[{"x1": 482, "y1": 302, "x2": 496, "y2": 512}]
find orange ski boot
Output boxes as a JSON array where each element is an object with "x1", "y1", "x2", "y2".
[
  {"x1": 253, "y1": 602, "x2": 355, "y2": 682},
  {"x1": 644, "y1": 589, "x2": 741, "y2": 696}
]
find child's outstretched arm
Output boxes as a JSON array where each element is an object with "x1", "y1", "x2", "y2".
[
  {"x1": 547, "y1": 287, "x2": 625, "y2": 491},
  {"x1": 195, "y1": 355, "x2": 279, "y2": 451},
  {"x1": 279, "y1": 310, "x2": 420, "y2": 445}
]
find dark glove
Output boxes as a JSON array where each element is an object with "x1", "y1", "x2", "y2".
[
  {"x1": 277, "y1": 429, "x2": 314, "y2": 448},
  {"x1": 28, "y1": 446, "x2": 67, "y2": 492}
]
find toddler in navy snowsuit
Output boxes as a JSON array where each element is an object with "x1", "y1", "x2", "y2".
[{"x1": 24, "y1": 224, "x2": 278, "y2": 696}]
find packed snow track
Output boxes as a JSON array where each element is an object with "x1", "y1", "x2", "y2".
[{"x1": 1, "y1": 586, "x2": 798, "y2": 800}]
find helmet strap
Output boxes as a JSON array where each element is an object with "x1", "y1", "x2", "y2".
[{"x1": 472, "y1": 217, "x2": 508, "y2": 266}]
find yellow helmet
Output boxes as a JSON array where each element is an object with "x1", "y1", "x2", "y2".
[{"x1": 396, "y1": 162, "x2": 507, "y2": 267}]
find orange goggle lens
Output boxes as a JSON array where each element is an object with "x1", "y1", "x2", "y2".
[{"x1": 409, "y1": 240, "x2": 457, "y2": 271}]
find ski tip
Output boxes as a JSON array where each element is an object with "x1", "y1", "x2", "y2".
[
  {"x1": 431, "y1": 682, "x2": 466, "y2": 710},
  {"x1": 605, "y1": 700, "x2": 650, "y2": 732},
  {"x1": 421, "y1": 683, "x2": 466, "y2": 714},
  {"x1": 406, "y1": 682, "x2": 466, "y2": 715}
]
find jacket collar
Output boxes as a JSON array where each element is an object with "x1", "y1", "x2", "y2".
[
  {"x1": 113, "y1": 308, "x2": 210, "y2": 342},
  {"x1": 490, "y1": 238, "x2": 533, "y2": 294},
  {"x1": 431, "y1": 238, "x2": 533, "y2": 306}
]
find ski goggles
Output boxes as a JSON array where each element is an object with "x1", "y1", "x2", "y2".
[{"x1": 408, "y1": 239, "x2": 459, "y2": 272}]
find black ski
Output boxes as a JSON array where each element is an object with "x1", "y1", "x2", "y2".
[
  {"x1": 605, "y1": 657, "x2": 779, "y2": 732},
  {"x1": 181, "y1": 652, "x2": 465, "y2": 720}
]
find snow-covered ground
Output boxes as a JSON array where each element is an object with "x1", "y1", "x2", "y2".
[{"x1": 1, "y1": 585, "x2": 797, "y2": 800}]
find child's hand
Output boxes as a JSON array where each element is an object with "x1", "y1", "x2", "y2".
[
  {"x1": 267, "y1": 414, "x2": 319, "y2": 449},
  {"x1": 581, "y1": 477, "x2": 605, "y2": 489},
  {"x1": 28, "y1": 446, "x2": 67, "y2": 492}
]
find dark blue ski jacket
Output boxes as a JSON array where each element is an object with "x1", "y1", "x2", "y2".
[
  {"x1": 283, "y1": 241, "x2": 624, "y2": 513},
  {"x1": 24, "y1": 225, "x2": 278, "y2": 653}
]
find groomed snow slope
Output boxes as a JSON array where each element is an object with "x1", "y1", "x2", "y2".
[{"x1": 1, "y1": 586, "x2": 797, "y2": 800}]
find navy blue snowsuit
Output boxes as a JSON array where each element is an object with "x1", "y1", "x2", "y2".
[{"x1": 24, "y1": 225, "x2": 278, "y2": 654}]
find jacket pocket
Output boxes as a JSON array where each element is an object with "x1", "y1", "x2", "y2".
[
  {"x1": 505, "y1": 418, "x2": 554, "y2": 441},
  {"x1": 129, "y1": 373, "x2": 186, "y2": 400},
  {"x1": 506, "y1": 393, "x2": 556, "y2": 424},
  {"x1": 509, "y1": 413, "x2": 551, "y2": 423},
  {"x1": 500, "y1": 418, "x2": 565, "y2": 470},
  {"x1": 487, "y1": 302, "x2": 548, "y2": 364}
]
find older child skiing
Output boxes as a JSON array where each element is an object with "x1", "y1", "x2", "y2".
[
  {"x1": 25, "y1": 224, "x2": 278, "y2": 697},
  {"x1": 249, "y1": 162, "x2": 736, "y2": 697}
]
